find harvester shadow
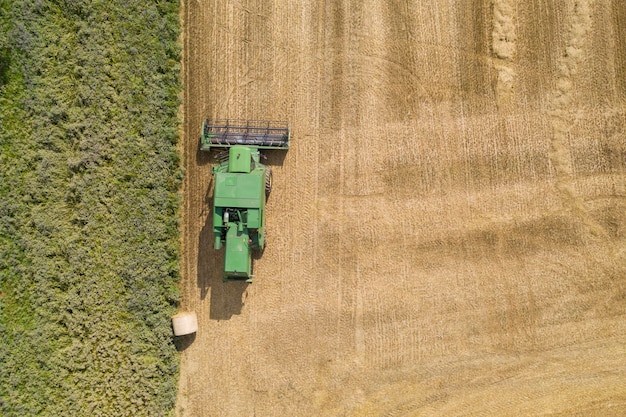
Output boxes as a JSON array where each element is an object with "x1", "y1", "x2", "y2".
[
  {"x1": 261, "y1": 148, "x2": 288, "y2": 167},
  {"x1": 197, "y1": 200, "x2": 248, "y2": 320},
  {"x1": 195, "y1": 138, "x2": 213, "y2": 166},
  {"x1": 199, "y1": 148, "x2": 288, "y2": 167}
]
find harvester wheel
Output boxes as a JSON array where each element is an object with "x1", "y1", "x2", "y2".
[
  {"x1": 265, "y1": 168, "x2": 273, "y2": 198},
  {"x1": 172, "y1": 312, "x2": 198, "y2": 336}
]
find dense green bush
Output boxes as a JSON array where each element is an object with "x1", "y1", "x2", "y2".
[{"x1": 0, "y1": 1, "x2": 182, "y2": 415}]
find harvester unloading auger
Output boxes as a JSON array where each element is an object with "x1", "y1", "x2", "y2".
[{"x1": 201, "y1": 120, "x2": 289, "y2": 282}]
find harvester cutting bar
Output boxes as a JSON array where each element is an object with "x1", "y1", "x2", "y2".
[{"x1": 201, "y1": 119, "x2": 290, "y2": 150}]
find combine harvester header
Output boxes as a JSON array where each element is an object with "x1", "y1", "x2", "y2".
[
  {"x1": 201, "y1": 119, "x2": 289, "y2": 282},
  {"x1": 201, "y1": 119, "x2": 289, "y2": 150}
]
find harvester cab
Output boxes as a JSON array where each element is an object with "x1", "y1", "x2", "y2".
[{"x1": 201, "y1": 120, "x2": 289, "y2": 282}]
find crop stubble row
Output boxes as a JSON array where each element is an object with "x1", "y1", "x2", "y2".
[{"x1": 177, "y1": 1, "x2": 626, "y2": 416}]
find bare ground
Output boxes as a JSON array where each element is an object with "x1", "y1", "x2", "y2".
[{"x1": 176, "y1": 1, "x2": 626, "y2": 415}]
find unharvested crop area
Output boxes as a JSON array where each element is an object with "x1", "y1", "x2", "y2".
[
  {"x1": 1, "y1": 1, "x2": 181, "y2": 415},
  {"x1": 178, "y1": 1, "x2": 626, "y2": 416}
]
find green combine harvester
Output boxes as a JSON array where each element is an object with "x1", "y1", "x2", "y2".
[{"x1": 201, "y1": 120, "x2": 289, "y2": 282}]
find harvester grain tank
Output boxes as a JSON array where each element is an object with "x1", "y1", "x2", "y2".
[{"x1": 200, "y1": 120, "x2": 289, "y2": 282}]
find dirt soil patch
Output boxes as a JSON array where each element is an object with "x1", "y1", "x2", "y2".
[{"x1": 177, "y1": 1, "x2": 626, "y2": 415}]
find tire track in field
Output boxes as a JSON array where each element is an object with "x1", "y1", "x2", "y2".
[{"x1": 547, "y1": 0, "x2": 607, "y2": 239}]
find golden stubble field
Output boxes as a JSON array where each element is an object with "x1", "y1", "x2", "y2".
[{"x1": 176, "y1": 1, "x2": 626, "y2": 415}]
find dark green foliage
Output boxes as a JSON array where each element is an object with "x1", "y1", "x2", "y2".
[{"x1": 0, "y1": 1, "x2": 182, "y2": 415}]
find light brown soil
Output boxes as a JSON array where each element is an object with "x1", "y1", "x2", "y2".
[{"x1": 176, "y1": 1, "x2": 626, "y2": 415}]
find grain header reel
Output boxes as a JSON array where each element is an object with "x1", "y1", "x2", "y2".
[{"x1": 201, "y1": 120, "x2": 289, "y2": 282}]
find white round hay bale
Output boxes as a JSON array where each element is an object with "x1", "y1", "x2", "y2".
[{"x1": 172, "y1": 312, "x2": 198, "y2": 336}]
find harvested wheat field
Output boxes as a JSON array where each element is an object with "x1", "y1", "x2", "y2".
[{"x1": 176, "y1": 1, "x2": 626, "y2": 415}]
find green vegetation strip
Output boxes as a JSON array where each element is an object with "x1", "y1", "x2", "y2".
[{"x1": 0, "y1": 1, "x2": 182, "y2": 415}]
